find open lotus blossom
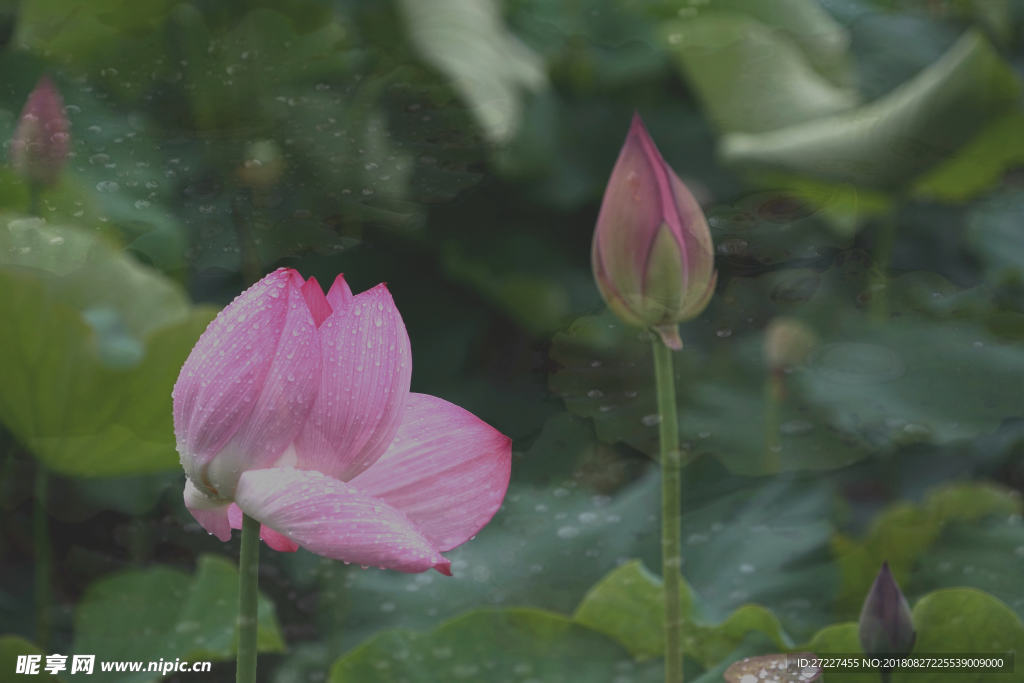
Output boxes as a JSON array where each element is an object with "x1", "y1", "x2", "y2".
[{"x1": 173, "y1": 268, "x2": 512, "y2": 575}]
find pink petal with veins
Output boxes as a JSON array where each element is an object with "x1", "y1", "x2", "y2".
[
  {"x1": 173, "y1": 268, "x2": 321, "y2": 497},
  {"x1": 293, "y1": 284, "x2": 411, "y2": 481},
  {"x1": 668, "y1": 171, "x2": 714, "y2": 297},
  {"x1": 227, "y1": 503, "x2": 300, "y2": 552},
  {"x1": 300, "y1": 276, "x2": 333, "y2": 328},
  {"x1": 326, "y1": 273, "x2": 353, "y2": 311},
  {"x1": 234, "y1": 468, "x2": 450, "y2": 574},
  {"x1": 351, "y1": 393, "x2": 512, "y2": 552}
]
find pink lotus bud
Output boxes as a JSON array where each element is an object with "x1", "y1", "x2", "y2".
[
  {"x1": 10, "y1": 77, "x2": 71, "y2": 187},
  {"x1": 859, "y1": 562, "x2": 916, "y2": 660},
  {"x1": 592, "y1": 114, "x2": 716, "y2": 349}
]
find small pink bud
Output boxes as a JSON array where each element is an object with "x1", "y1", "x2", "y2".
[
  {"x1": 591, "y1": 114, "x2": 716, "y2": 349},
  {"x1": 10, "y1": 76, "x2": 71, "y2": 187}
]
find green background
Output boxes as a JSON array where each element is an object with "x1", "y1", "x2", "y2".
[{"x1": 1, "y1": 0, "x2": 1023, "y2": 680}]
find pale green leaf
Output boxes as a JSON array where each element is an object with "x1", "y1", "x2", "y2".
[
  {"x1": 0, "y1": 218, "x2": 215, "y2": 476},
  {"x1": 722, "y1": 32, "x2": 1021, "y2": 188},
  {"x1": 663, "y1": 11, "x2": 856, "y2": 134},
  {"x1": 398, "y1": 0, "x2": 546, "y2": 143}
]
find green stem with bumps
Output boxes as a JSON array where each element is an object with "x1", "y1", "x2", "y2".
[
  {"x1": 236, "y1": 514, "x2": 260, "y2": 683},
  {"x1": 870, "y1": 214, "x2": 896, "y2": 322},
  {"x1": 652, "y1": 336, "x2": 683, "y2": 683},
  {"x1": 34, "y1": 468, "x2": 51, "y2": 648}
]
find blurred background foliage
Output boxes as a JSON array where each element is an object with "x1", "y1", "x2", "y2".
[{"x1": 0, "y1": 0, "x2": 1023, "y2": 680}]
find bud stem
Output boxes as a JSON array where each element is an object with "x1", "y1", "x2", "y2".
[
  {"x1": 33, "y1": 466, "x2": 51, "y2": 649},
  {"x1": 28, "y1": 182, "x2": 41, "y2": 217},
  {"x1": 236, "y1": 513, "x2": 260, "y2": 683},
  {"x1": 869, "y1": 213, "x2": 896, "y2": 322},
  {"x1": 762, "y1": 371, "x2": 785, "y2": 473},
  {"x1": 651, "y1": 337, "x2": 684, "y2": 683}
]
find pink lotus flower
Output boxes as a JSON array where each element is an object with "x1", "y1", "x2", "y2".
[
  {"x1": 10, "y1": 76, "x2": 70, "y2": 187},
  {"x1": 592, "y1": 114, "x2": 716, "y2": 349},
  {"x1": 174, "y1": 269, "x2": 512, "y2": 575}
]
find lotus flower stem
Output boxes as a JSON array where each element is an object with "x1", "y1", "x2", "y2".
[
  {"x1": 235, "y1": 513, "x2": 260, "y2": 683},
  {"x1": 651, "y1": 336, "x2": 683, "y2": 683},
  {"x1": 870, "y1": 214, "x2": 896, "y2": 321},
  {"x1": 762, "y1": 371, "x2": 783, "y2": 473},
  {"x1": 33, "y1": 468, "x2": 51, "y2": 648},
  {"x1": 27, "y1": 183, "x2": 40, "y2": 217}
]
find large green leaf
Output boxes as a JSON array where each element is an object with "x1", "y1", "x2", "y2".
[
  {"x1": 703, "y1": 185, "x2": 865, "y2": 261},
  {"x1": 663, "y1": 11, "x2": 857, "y2": 134},
  {"x1": 808, "y1": 588, "x2": 1024, "y2": 683},
  {"x1": 573, "y1": 560, "x2": 692, "y2": 661},
  {"x1": 0, "y1": 635, "x2": 63, "y2": 680},
  {"x1": 573, "y1": 561, "x2": 790, "y2": 667},
  {"x1": 398, "y1": 0, "x2": 546, "y2": 143},
  {"x1": 905, "y1": 588, "x2": 1024, "y2": 682},
  {"x1": 292, "y1": 465, "x2": 663, "y2": 653},
  {"x1": 276, "y1": 420, "x2": 838, "y2": 682},
  {"x1": 0, "y1": 218, "x2": 216, "y2": 476},
  {"x1": 73, "y1": 555, "x2": 284, "y2": 683},
  {"x1": 912, "y1": 114, "x2": 1024, "y2": 202},
  {"x1": 702, "y1": 0, "x2": 853, "y2": 86},
  {"x1": 796, "y1": 311, "x2": 1024, "y2": 450},
  {"x1": 549, "y1": 308, "x2": 867, "y2": 475},
  {"x1": 965, "y1": 189, "x2": 1024, "y2": 285},
  {"x1": 832, "y1": 482, "x2": 1021, "y2": 612},
  {"x1": 13, "y1": 0, "x2": 177, "y2": 101},
  {"x1": 908, "y1": 517, "x2": 1024, "y2": 621},
  {"x1": 553, "y1": 264, "x2": 1024, "y2": 470},
  {"x1": 329, "y1": 608, "x2": 660, "y2": 682},
  {"x1": 722, "y1": 31, "x2": 1021, "y2": 189}
]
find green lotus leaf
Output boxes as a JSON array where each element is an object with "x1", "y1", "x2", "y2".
[
  {"x1": 0, "y1": 217, "x2": 215, "y2": 476},
  {"x1": 73, "y1": 556, "x2": 284, "y2": 683},
  {"x1": 722, "y1": 32, "x2": 1021, "y2": 189}
]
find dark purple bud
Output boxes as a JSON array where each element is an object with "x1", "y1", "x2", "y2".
[{"x1": 859, "y1": 562, "x2": 916, "y2": 658}]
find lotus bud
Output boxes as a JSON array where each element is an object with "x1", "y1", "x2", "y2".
[
  {"x1": 764, "y1": 317, "x2": 817, "y2": 373},
  {"x1": 592, "y1": 114, "x2": 716, "y2": 350},
  {"x1": 859, "y1": 562, "x2": 916, "y2": 660},
  {"x1": 10, "y1": 77, "x2": 70, "y2": 188},
  {"x1": 238, "y1": 139, "x2": 285, "y2": 190}
]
